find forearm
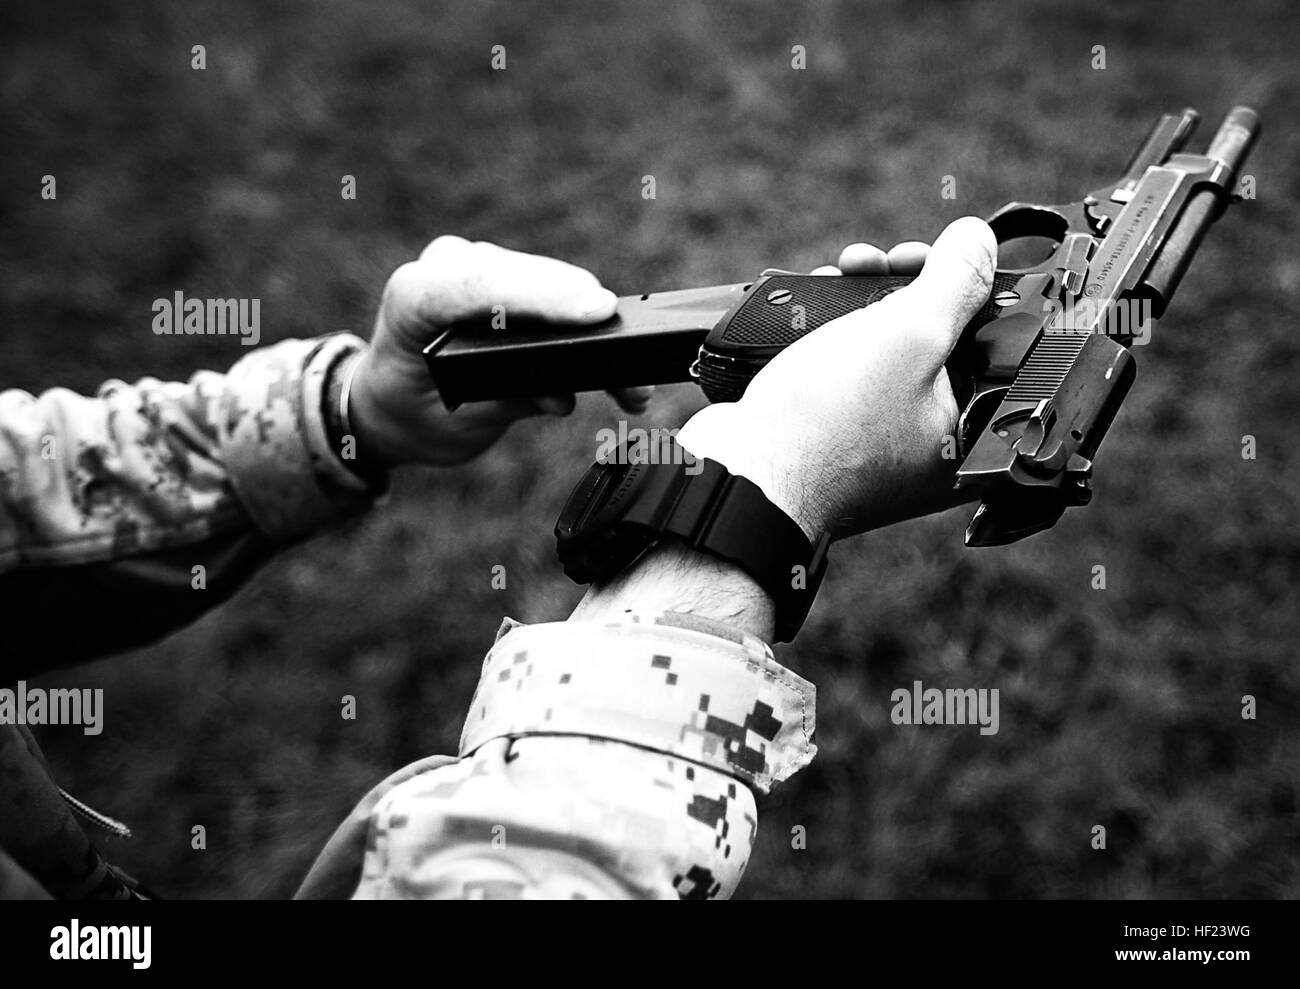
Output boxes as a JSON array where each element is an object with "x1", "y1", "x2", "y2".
[
  {"x1": 0, "y1": 334, "x2": 382, "y2": 674},
  {"x1": 569, "y1": 539, "x2": 775, "y2": 640}
]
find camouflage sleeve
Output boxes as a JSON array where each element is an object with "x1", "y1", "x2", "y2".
[
  {"x1": 0, "y1": 334, "x2": 380, "y2": 674},
  {"x1": 347, "y1": 612, "x2": 817, "y2": 900}
]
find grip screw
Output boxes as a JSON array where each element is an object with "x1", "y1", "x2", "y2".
[
  {"x1": 993, "y1": 290, "x2": 1020, "y2": 307},
  {"x1": 767, "y1": 288, "x2": 793, "y2": 305}
]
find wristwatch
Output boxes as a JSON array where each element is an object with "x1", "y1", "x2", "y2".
[{"x1": 555, "y1": 433, "x2": 830, "y2": 641}]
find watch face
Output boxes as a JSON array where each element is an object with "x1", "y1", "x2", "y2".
[
  {"x1": 555, "y1": 460, "x2": 621, "y2": 541},
  {"x1": 555, "y1": 458, "x2": 659, "y2": 583}
]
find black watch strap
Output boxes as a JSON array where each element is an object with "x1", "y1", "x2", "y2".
[{"x1": 555, "y1": 435, "x2": 829, "y2": 641}]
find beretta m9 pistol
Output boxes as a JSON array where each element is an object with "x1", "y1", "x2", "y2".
[{"x1": 424, "y1": 106, "x2": 1259, "y2": 546}]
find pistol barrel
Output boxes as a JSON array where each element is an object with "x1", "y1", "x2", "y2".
[{"x1": 1141, "y1": 107, "x2": 1260, "y2": 315}]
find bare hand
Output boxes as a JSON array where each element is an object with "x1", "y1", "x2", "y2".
[
  {"x1": 677, "y1": 217, "x2": 997, "y2": 540},
  {"x1": 348, "y1": 236, "x2": 653, "y2": 469}
]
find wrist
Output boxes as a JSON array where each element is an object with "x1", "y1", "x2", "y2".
[
  {"x1": 324, "y1": 348, "x2": 391, "y2": 481},
  {"x1": 570, "y1": 539, "x2": 776, "y2": 642},
  {"x1": 676, "y1": 403, "x2": 833, "y2": 542}
]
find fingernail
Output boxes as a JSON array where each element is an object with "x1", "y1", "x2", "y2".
[{"x1": 577, "y1": 287, "x2": 617, "y2": 319}]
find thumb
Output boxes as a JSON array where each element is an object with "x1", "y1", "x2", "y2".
[
  {"x1": 900, "y1": 216, "x2": 997, "y2": 358},
  {"x1": 425, "y1": 240, "x2": 619, "y2": 325},
  {"x1": 382, "y1": 240, "x2": 619, "y2": 347}
]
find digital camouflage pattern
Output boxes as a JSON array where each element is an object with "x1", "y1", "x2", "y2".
[
  {"x1": 1, "y1": 337, "x2": 819, "y2": 900},
  {"x1": 349, "y1": 613, "x2": 817, "y2": 899},
  {"x1": 0, "y1": 334, "x2": 375, "y2": 897},
  {"x1": 0, "y1": 333, "x2": 371, "y2": 577}
]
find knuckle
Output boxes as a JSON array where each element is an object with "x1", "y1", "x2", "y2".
[
  {"x1": 383, "y1": 261, "x2": 425, "y2": 301},
  {"x1": 419, "y1": 234, "x2": 468, "y2": 261},
  {"x1": 384, "y1": 260, "x2": 457, "y2": 321}
]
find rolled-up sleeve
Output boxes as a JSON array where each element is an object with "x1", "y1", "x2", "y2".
[{"x1": 349, "y1": 612, "x2": 817, "y2": 900}]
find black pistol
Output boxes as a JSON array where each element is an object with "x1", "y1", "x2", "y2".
[{"x1": 424, "y1": 106, "x2": 1259, "y2": 546}]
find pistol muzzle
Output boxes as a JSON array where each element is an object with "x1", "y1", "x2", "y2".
[
  {"x1": 1140, "y1": 106, "x2": 1260, "y2": 316},
  {"x1": 1206, "y1": 106, "x2": 1260, "y2": 174}
]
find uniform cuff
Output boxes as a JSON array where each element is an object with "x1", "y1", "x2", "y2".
[
  {"x1": 462, "y1": 612, "x2": 817, "y2": 793},
  {"x1": 218, "y1": 335, "x2": 381, "y2": 541}
]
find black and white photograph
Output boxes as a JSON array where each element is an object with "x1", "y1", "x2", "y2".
[{"x1": 1, "y1": 0, "x2": 1295, "y2": 968}]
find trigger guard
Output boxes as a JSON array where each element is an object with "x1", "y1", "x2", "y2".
[{"x1": 987, "y1": 204, "x2": 1070, "y2": 244}]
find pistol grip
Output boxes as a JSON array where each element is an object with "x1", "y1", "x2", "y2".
[{"x1": 695, "y1": 271, "x2": 1022, "y2": 403}]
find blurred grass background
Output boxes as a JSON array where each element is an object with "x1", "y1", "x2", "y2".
[{"x1": 2, "y1": 0, "x2": 1298, "y2": 898}]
